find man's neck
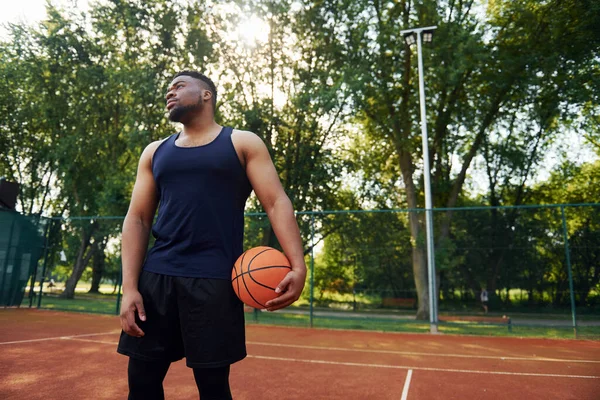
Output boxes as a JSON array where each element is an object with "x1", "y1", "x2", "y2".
[{"x1": 181, "y1": 113, "x2": 220, "y2": 137}]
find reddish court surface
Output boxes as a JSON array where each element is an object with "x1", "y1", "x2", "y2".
[{"x1": 1, "y1": 308, "x2": 599, "y2": 400}]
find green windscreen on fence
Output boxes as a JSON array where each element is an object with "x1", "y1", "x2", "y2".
[{"x1": 0, "y1": 210, "x2": 46, "y2": 306}]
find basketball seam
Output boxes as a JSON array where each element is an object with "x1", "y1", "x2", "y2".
[
  {"x1": 233, "y1": 265, "x2": 292, "y2": 276},
  {"x1": 234, "y1": 251, "x2": 247, "y2": 299},
  {"x1": 240, "y1": 252, "x2": 259, "y2": 308},
  {"x1": 231, "y1": 265, "x2": 292, "y2": 291},
  {"x1": 242, "y1": 248, "x2": 274, "y2": 308},
  {"x1": 247, "y1": 252, "x2": 291, "y2": 293},
  {"x1": 245, "y1": 248, "x2": 279, "y2": 308}
]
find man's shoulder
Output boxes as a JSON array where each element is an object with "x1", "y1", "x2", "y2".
[
  {"x1": 140, "y1": 135, "x2": 174, "y2": 163},
  {"x1": 231, "y1": 129, "x2": 266, "y2": 149},
  {"x1": 231, "y1": 128, "x2": 260, "y2": 140}
]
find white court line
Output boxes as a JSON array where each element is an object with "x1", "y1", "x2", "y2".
[
  {"x1": 4, "y1": 333, "x2": 597, "y2": 366},
  {"x1": 63, "y1": 337, "x2": 118, "y2": 345},
  {"x1": 3, "y1": 335, "x2": 598, "y2": 379},
  {"x1": 247, "y1": 355, "x2": 600, "y2": 379},
  {"x1": 0, "y1": 331, "x2": 121, "y2": 345},
  {"x1": 400, "y1": 370, "x2": 413, "y2": 400},
  {"x1": 246, "y1": 341, "x2": 600, "y2": 364}
]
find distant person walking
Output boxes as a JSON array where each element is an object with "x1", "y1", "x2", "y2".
[{"x1": 480, "y1": 288, "x2": 489, "y2": 314}]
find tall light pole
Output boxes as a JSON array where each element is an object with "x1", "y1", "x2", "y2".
[{"x1": 399, "y1": 25, "x2": 438, "y2": 333}]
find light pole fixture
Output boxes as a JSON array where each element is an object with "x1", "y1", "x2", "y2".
[
  {"x1": 399, "y1": 25, "x2": 438, "y2": 333},
  {"x1": 403, "y1": 32, "x2": 416, "y2": 46},
  {"x1": 422, "y1": 29, "x2": 434, "y2": 43}
]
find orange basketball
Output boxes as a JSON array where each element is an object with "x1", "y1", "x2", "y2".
[{"x1": 232, "y1": 246, "x2": 292, "y2": 309}]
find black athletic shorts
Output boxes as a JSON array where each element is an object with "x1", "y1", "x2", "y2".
[{"x1": 117, "y1": 270, "x2": 246, "y2": 368}]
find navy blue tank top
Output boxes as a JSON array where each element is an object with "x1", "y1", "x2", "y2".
[{"x1": 143, "y1": 126, "x2": 253, "y2": 279}]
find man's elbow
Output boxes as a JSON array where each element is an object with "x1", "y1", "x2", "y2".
[
  {"x1": 265, "y1": 195, "x2": 293, "y2": 215},
  {"x1": 124, "y1": 212, "x2": 153, "y2": 232}
]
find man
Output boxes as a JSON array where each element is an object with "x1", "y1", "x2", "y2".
[
  {"x1": 481, "y1": 288, "x2": 489, "y2": 314},
  {"x1": 117, "y1": 70, "x2": 306, "y2": 400}
]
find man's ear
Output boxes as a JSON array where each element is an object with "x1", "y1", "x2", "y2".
[{"x1": 203, "y1": 89, "x2": 212, "y2": 103}]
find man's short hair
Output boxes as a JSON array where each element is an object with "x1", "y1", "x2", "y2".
[{"x1": 172, "y1": 70, "x2": 217, "y2": 111}]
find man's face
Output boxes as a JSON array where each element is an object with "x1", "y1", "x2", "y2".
[{"x1": 165, "y1": 75, "x2": 208, "y2": 122}]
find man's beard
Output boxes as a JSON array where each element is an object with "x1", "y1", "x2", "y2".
[{"x1": 168, "y1": 100, "x2": 202, "y2": 123}]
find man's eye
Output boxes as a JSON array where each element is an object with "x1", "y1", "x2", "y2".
[{"x1": 177, "y1": 85, "x2": 184, "y2": 89}]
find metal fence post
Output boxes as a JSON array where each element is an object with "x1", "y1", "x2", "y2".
[
  {"x1": 560, "y1": 206, "x2": 577, "y2": 339},
  {"x1": 115, "y1": 258, "x2": 122, "y2": 316},
  {"x1": 310, "y1": 213, "x2": 315, "y2": 328}
]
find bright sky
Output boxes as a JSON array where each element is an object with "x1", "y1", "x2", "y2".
[
  {"x1": 0, "y1": 0, "x2": 270, "y2": 41},
  {"x1": 2, "y1": 0, "x2": 595, "y2": 193},
  {"x1": 2, "y1": 0, "x2": 50, "y2": 25},
  {"x1": 0, "y1": 0, "x2": 90, "y2": 38}
]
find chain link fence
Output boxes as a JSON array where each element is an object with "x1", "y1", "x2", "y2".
[{"x1": 6, "y1": 204, "x2": 599, "y2": 339}]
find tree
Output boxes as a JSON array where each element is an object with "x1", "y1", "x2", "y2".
[
  {"x1": 321, "y1": 0, "x2": 600, "y2": 319},
  {"x1": 532, "y1": 160, "x2": 600, "y2": 306},
  {"x1": 317, "y1": 211, "x2": 414, "y2": 302},
  {"x1": 0, "y1": 0, "x2": 214, "y2": 298},
  {"x1": 211, "y1": 0, "x2": 354, "y2": 250}
]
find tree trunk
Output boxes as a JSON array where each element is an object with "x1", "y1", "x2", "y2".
[
  {"x1": 61, "y1": 223, "x2": 96, "y2": 299},
  {"x1": 89, "y1": 239, "x2": 107, "y2": 293},
  {"x1": 398, "y1": 149, "x2": 429, "y2": 320},
  {"x1": 412, "y1": 243, "x2": 429, "y2": 320}
]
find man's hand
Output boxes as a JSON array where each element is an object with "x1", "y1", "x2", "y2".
[
  {"x1": 120, "y1": 290, "x2": 146, "y2": 337},
  {"x1": 265, "y1": 270, "x2": 306, "y2": 311}
]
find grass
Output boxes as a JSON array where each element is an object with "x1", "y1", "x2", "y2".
[
  {"x1": 245, "y1": 310, "x2": 432, "y2": 333},
  {"x1": 20, "y1": 288, "x2": 599, "y2": 340},
  {"x1": 26, "y1": 283, "x2": 120, "y2": 296},
  {"x1": 246, "y1": 310, "x2": 600, "y2": 340},
  {"x1": 22, "y1": 293, "x2": 119, "y2": 315},
  {"x1": 304, "y1": 288, "x2": 600, "y2": 316}
]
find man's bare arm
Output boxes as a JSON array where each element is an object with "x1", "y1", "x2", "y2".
[
  {"x1": 233, "y1": 130, "x2": 306, "y2": 311},
  {"x1": 120, "y1": 141, "x2": 160, "y2": 336}
]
